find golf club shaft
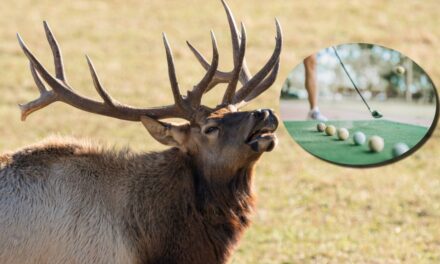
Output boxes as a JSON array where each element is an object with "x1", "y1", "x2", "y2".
[{"x1": 332, "y1": 46, "x2": 373, "y2": 113}]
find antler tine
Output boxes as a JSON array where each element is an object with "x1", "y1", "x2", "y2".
[
  {"x1": 17, "y1": 32, "x2": 104, "y2": 109},
  {"x1": 233, "y1": 19, "x2": 282, "y2": 104},
  {"x1": 221, "y1": 0, "x2": 239, "y2": 66},
  {"x1": 221, "y1": 0, "x2": 251, "y2": 83},
  {"x1": 85, "y1": 55, "x2": 117, "y2": 107},
  {"x1": 222, "y1": 23, "x2": 246, "y2": 105},
  {"x1": 19, "y1": 63, "x2": 57, "y2": 121},
  {"x1": 162, "y1": 33, "x2": 187, "y2": 112},
  {"x1": 188, "y1": 31, "x2": 219, "y2": 109},
  {"x1": 234, "y1": 58, "x2": 280, "y2": 109},
  {"x1": 17, "y1": 33, "x2": 77, "y2": 100},
  {"x1": 186, "y1": 0, "x2": 252, "y2": 93},
  {"x1": 186, "y1": 40, "x2": 230, "y2": 89},
  {"x1": 43, "y1": 21, "x2": 66, "y2": 82},
  {"x1": 29, "y1": 62, "x2": 48, "y2": 95}
]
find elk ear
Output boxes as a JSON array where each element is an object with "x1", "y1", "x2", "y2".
[{"x1": 140, "y1": 116, "x2": 189, "y2": 149}]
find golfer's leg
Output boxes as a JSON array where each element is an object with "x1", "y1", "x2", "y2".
[
  {"x1": 304, "y1": 55, "x2": 327, "y2": 121},
  {"x1": 304, "y1": 55, "x2": 318, "y2": 110}
]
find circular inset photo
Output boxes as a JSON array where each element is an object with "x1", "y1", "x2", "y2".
[{"x1": 280, "y1": 43, "x2": 438, "y2": 167}]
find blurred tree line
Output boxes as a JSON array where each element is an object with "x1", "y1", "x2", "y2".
[{"x1": 281, "y1": 44, "x2": 436, "y2": 104}]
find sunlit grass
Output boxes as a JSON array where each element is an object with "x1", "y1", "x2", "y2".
[{"x1": 1, "y1": 0, "x2": 439, "y2": 263}]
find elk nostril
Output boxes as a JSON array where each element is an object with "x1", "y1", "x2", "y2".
[
  {"x1": 254, "y1": 109, "x2": 272, "y2": 120},
  {"x1": 262, "y1": 109, "x2": 270, "y2": 119},
  {"x1": 254, "y1": 109, "x2": 263, "y2": 119}
]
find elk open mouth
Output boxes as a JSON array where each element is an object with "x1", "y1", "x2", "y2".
[
  {"x1": 246, "y1": 124, "x2": 278, "y2": 152},
  {"x1": 246, "y1": 127, "x2": 276, "y2": 143}
]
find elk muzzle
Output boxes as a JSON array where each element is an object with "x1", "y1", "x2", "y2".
[{"x1": 246, "y1": 109, "x2": 278, "y2": 153}]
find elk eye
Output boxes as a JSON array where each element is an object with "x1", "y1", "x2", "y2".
[{"x1": 204, "y1": 126, "x2": 219, "y2": 135}]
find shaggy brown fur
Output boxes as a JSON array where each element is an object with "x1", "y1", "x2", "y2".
[{"x1": 0, "y1": 137, "x2": 257, "y2": 263}]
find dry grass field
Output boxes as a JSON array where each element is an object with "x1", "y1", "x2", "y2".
[{"x1": 1, "y1": 0, "x2": 439, "y2": 263}]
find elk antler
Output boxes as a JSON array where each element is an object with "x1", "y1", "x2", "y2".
[
  {"x1": 17, "y1": 0, "x2": 282, "y2": 123},
  {"x1": 17, "y1": 22, "x2": 219, "y2": 122},
  {"x1": 187, "y1": 0, "x2": 282, "y2": 108}
]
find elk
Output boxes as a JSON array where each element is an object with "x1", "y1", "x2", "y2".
[{"x1": 0, "y1": 1, "x2": 282, "y2": 263}]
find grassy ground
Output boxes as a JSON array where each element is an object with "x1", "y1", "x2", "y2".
[
  {"x1": 284, "y1": 120, "x2": 429, "y2": 166},
  {"x1": 1, "y1": 0, "x2": 439, "y2": 263}
]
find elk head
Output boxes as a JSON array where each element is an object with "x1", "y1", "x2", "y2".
[{"x1": 17, "y1": 0, "x2": 282, "y2": 178}]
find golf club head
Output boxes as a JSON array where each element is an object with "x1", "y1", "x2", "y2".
[{"x1": 372, "y1": 110, "x2": 383, "y2": 119}]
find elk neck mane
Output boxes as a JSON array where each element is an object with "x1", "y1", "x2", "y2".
[{"x1": 130, "y1": 141, "x2": 258, "y2": 261}]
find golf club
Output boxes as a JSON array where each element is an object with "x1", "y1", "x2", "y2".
[{"x1": 332, "y1": 46, "x2": 383, "y2": 119}]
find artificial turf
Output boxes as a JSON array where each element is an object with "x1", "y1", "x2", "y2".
[{"x1": 283, "y1": 119, "x2": 429, "y2": 167}]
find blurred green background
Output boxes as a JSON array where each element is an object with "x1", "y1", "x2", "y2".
[
  {"x1": 1, "y1": 0, "x2": 439, "y2": 263},
  {"x1": 280, "y1": 44, "x2": 437, "y2": 126},
  {"x1": 282, "y1": 44, "x2": 436, "y2": 103}
]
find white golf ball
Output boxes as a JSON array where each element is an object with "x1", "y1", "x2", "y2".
[
  {"x1": 368, "y1": 136, "x2": 384, "y2": 153},
  {"x1": 395, "y1": 66, "x2": 406, "y2": 75},
  {"x1": 317, "y1": 122, "x2": 326, "y2": 132},
  {"x1": 392, "y1": 143, "x2": 410, "y2": 157},
  {"x1": 353, "y1": 131, "x2": 366, "y2": 145},
  {"x1": 337, "y1": 128, "x2": 349, "y2": 140},
  {"x1": 325, "y1": 125, "x2": 336, "y2": 136}
]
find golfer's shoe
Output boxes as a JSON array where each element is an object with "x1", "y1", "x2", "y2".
[{"x1": 307, "y1": 109, "x2": 328, "y2": 121}]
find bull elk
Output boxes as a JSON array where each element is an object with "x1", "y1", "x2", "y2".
[{"x1": 0, "y1": 1, "x2": 282, "y2": 263}]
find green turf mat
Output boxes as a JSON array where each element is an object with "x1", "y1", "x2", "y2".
[{"x1": 283, "y1": 120, "x2": 429, "y2": 166}]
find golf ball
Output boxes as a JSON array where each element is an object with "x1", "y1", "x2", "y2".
[
  {"x1": 353, "y1": 131, "x2": 366, "y2": 145},
  {"x1": 392, "y1": 143, "x2": 410, "y2": 157},
  {"x1": 325, "y1": 125, "x2": 336, "y2": 136},
  {"x1": 368, "y1": 136, "x2": 384, "y2": 152},
  {"x1": 337, "y1": 128, "x2": 349, "y2": 140},
  {"x1": 395, "y1": 65, "x2": 406, "y2": 75},
  {"x1": 317, "y1": 122, "x2": 326, "y2": 132}
]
